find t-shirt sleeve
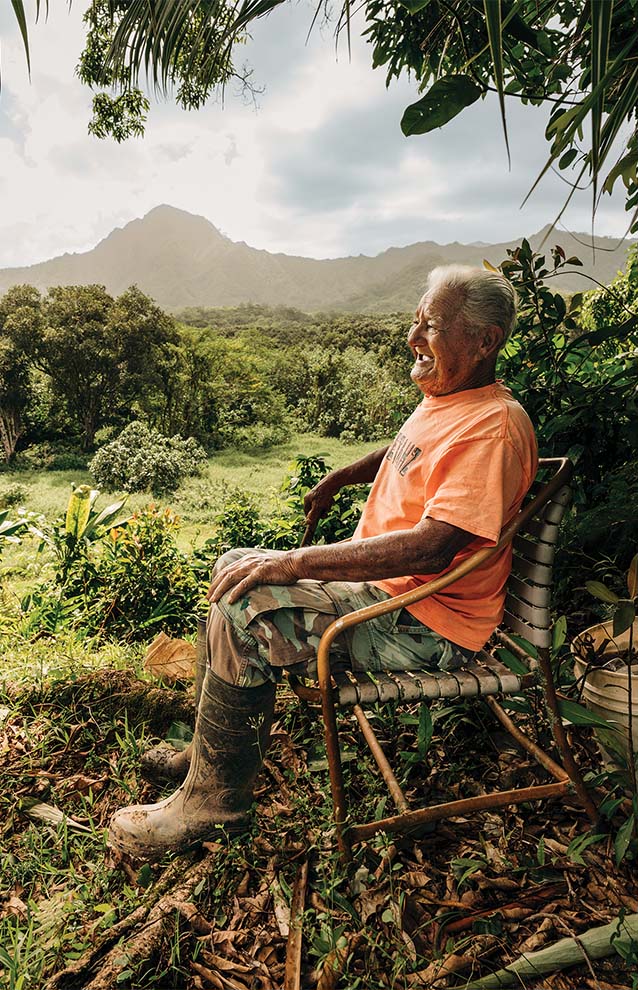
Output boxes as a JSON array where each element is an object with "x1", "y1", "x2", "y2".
[{"x1": 422, "y1": 437, "x2": 531, "y2": 544}]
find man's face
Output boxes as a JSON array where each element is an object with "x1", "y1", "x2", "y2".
[{"x1": 407, "y1": 288, "x2": 484, "y2": 397}]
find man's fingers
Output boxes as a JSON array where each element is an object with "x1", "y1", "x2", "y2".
[
  {"x1": 226, "y1": 574, "x2": 258, "y2": 605},
  {"x1": 208, "y1": 560, "x2": 255, "y2": 602}
]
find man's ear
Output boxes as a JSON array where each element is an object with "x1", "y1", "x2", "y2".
[{"x1": 479, "y1": 325, "x2": 504, "y2": 359}]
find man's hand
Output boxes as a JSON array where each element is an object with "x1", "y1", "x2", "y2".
[
  {"x1": 207, "y1": 550, "x2": 301, "y2": 606},
  {"x1": 303, "y1": 447, "x2": 390, "y2": 530},
  {"x1": 303, "y1": 472, "x2": 342, "y2": 529}
]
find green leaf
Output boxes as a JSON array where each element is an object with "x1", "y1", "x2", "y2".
[
  {"x1": 603, "y1": 150, "x2": 638, "y2": 194},
  {"x1": 495, "y1": 646, "x2": 527, "y2": 676},
  {"x1": 65, "y1": 485, "x2": 95, "y2": 539},
  {"x1": 558, "y1": 699, "x2": 616, "y2": 729},
  {"x1": 552, "y1": 615, "x2": 567, "y2": 652},
  {"x1": 566, "y1": 831, "x2": 606, "y2": 865},
  {"x1": 586, "y1": 580, "x2": 619, "y2": 604},
  {"x1": 614, "y1": 813, "x2": 635, "y2": 865},
  {"x1": 483, "y1": 0, "x2": 510, "y2": 165},
  {"x1": 401, "y1": 75, "x2": 482, "y2": 136},
  {"x1": 613, "y1": 600, "x2": 635, "y2": 638},
  {"x1": 536, "y1": 31, "x2": 553, "y2": 57},
  {"x1": 83, "y1": 498, "x2": 128, "y2": 538},
  {"x1": 559, "y1": 148, "x2": 578, "y2": 169},
  {"x1": 399, "y1": 0, "x2": 430, "y2": 11},
  {"x1": 9, "y1": 1, "x2": 32, "y2": 77},
  {"x1": 590, "y1": 0, "x2": 613, "y2": 206},
  {"x1": 628, "y1": 554, "x2": 638, "y2": 599}
]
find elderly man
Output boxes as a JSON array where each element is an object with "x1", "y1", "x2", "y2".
[{"x1": 109, "y1": 265, "x2": 537, "y2": 860}]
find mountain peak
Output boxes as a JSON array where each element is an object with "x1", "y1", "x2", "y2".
[{"x1": 0, "y1": 205, "x2": 633, "y2": 311}]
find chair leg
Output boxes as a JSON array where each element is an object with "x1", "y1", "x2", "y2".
[
  {"x1": 321, "y1": 689, "x2": 352, "y2": 861},
  {"x1": 537, "y1": 647, "x2": 599, "y2": 825}
]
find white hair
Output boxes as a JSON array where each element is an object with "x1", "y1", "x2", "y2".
[{"x1": 425, "y1": 265, "x2": 517, "y2": 343}]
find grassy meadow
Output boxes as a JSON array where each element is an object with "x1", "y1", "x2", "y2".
[{"x1": 1, "y1": 433, "x2": 381, "y2": 546}]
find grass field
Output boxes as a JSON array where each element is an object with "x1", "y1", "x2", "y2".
[{"x1": 0, "y1": 433, "x2": 382, "y2": 548}]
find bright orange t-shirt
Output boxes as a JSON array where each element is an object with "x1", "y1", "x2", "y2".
[{"x1": 352, "y1": 382, "x2": 538, "y2": 651}]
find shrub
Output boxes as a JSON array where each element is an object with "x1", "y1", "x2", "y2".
[
  {"x1": 89, "y1": 421, "x2": 205, "y2": 495},
  {"x1": 196, "y1": 455, "x2": 367, "y2": 569},
  {"x1": 15, "y1": 443, "x2": 88, "y2": 472},
  {"x1": 24, "y1": 500, "x2": 202, "y2": 640},
  {"x1": 0, "y1": 484, "x2": 27, "y2": 509},
  {"x1": 92, "y1": 505, "x2": 202, "y2": 639}
]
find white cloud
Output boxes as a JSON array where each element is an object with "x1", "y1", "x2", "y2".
[{"x1": 0, "y1": 1, "x2": 632, "y2": 269}]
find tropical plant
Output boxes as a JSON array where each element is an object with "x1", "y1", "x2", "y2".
[
  {"x1": 574, "y1": 555, "x2": 638, "y2": 861},
  {"x1": 91, "y1": 504, "x2": 202, "y2": 639},
  {"x1": 0, "y1": 509, "x2": 27, "y2": 547},
  {"x1": 23, "y1": 484, "x2": 128, "y2": 633},
  {"x1": 492, "y1": 239, "x2": 638, "y2": 599}
]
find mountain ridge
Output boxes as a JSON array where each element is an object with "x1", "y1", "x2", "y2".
[{"x1": 0, "y1": 205, "x2": 631, "y2": 312}]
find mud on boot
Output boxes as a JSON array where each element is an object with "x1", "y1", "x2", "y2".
[{"x1": 108, "y1": 671, "x2": 275, "y2": 861}]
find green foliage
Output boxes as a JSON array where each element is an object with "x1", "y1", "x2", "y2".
[
  {"x1": 24, "y1": 491, "x2": 200, "y2": 641},
  {"x1": 197, "y1": 454, "x2": 366, "y2": 565},
  {"x1": 89, "y1": 421, "x2": 205, "y2": 496},
  {"x1": 75, "y1": 0, "x2": 253, "y2": 138},
  {"x1": 0, "y1": 508, "x2": 27, "y2": 547},
  {"x1": 401, "y1": 74, "x2": 482, "y2": 136},
  {"x1": 0, "y1": 284, "x2": 42, "y2": 461},
  {"x1": 494, "y1": 239, "x2": 638, "y2": 595},
  {"x1": 0, "y1": 483, "x2": 27, "y2": 509},
  {"x1": 15, "y1": 444, "x2": 89, "y2": 472},
  {"x1": 8, "y1": 1, "x2": 629, "y2": 231},
  {"x1": 263, "y1": 454, "x2": 366, "y2": 548},
  {"x1": 91, "y1": 505, "x2": 202, "y2": 639}
]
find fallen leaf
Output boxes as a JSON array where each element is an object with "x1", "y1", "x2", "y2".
[
  {"x1": 144, "y1": 632, "x2": 195, "y2": 683},
  {"x1": 271, "y1": 876, "x2": 290, "y2": 937},
  {"x1": 21, "y1": 799, "x2": 92, "y2": 832},
  {"x1": 404, "y1": 871, "x2": 432, "y2": 889},
  {"x1": 1, "y1": 895, "x2": 28, "y2": 920}
]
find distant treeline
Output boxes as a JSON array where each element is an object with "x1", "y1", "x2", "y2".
[{"x1": 0, "y1": 285, "x2": 417, "y2": 466}]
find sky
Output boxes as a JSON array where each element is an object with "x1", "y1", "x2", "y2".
[{"x1": 0, "y1": 1, "x2": 631, "y2": 269}]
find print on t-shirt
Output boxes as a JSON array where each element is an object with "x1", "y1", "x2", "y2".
[{"x1": 385, "y1": 432, "x2": 422, "y2": 476}]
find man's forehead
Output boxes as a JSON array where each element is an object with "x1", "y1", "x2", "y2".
[{"x1": 417, "y1": 286, "x2": 461, "y2": 317}]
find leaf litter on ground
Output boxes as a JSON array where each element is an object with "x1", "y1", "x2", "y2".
[{"x1": 1, "y1": 667, "x2": 638, "y2": 989}]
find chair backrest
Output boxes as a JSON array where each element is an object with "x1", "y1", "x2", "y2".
[{"x1": 502, "y1": 466, "x2": 572, "y2": 649}]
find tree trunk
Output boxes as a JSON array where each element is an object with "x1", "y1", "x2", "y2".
[{"x1": 0, "y1": 406, "x2": 24, "y2": 462}]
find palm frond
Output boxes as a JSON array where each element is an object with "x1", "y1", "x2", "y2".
[
  {"x1": 483, "y1": 0, "x2": 510, "y2": 166},
  {"x1": 590, "y1": 0, "x2": 613, "y2": 214},
  {"x1": 9, "y1": 0, "x2": 32, "y2": 76},
  {"x1": 104, "y1": 0, "x2": 286, "y2": 95}
]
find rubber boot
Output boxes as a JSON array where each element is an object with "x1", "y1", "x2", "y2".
[
  {"x1": 108, "y1": 669, "x2": 275, "y2": 861},
  {"x1": 140, "y1": 617, "x2": 207, "y2": 784}
]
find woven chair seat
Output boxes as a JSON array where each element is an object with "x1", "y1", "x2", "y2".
[{"x1": 332, "y1": 651, "x2": 522, "y2": 706}]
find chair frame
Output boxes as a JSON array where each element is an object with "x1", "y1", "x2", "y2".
[{"x1": 291, "y1": 457, "x2": 598, "y2": 859}]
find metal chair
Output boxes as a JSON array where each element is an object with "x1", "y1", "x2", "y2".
[{"x1": 290, "y1": 457, "x2": 598, "y2": 859}]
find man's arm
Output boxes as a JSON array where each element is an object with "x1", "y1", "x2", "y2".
[
  {"x1": 303, "y1": 445, "x2": 389, "y2": 527},
  {"x1": 208, "y1": 517, "x2": 475, "y2": 605}
]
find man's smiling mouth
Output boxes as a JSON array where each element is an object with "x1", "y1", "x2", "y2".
[{"x1": 415, "y1": 347, "x2": 433, "y2": 365}]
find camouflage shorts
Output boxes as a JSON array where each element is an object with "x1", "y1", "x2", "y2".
[{"x1": 208, "y1": 548, "x2": 474, "y2": 688}]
